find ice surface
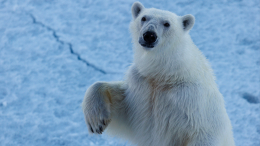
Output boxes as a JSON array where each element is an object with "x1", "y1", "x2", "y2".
[{"x1": 0, "y1": 0, "x2": 259, "y2": 146}]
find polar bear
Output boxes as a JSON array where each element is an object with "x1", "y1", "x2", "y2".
[{"x1": 82, "y1": 2, "x2": 235, "y2": 146}]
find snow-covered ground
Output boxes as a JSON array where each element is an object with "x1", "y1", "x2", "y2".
[{"x1": 0, "y1": 0, "x2": 259, "y2": 145}]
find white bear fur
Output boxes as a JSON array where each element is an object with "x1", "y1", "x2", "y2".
[{"x1": 82, "y1": 2, "x2": 235, "y2": 146}]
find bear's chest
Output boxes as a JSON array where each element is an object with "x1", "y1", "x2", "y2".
[
  {"x1": 124, "y1": 66, "x2": 195, "y2": 145},
  {"x1": 125, "y1": 80, "x2": 192, "y2": 146}
]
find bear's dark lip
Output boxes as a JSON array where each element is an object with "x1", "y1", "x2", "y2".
[
  {"x1": 138, "y1": 38, "x2": 158, "y2": 49},
  {"x1": 140, "y1": 43, "x2": 154, "y2": 48}
]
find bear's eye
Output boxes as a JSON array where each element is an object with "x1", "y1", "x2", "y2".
[
  {"x1": 164, "y1": 22, "x2": 170, "y2": 27},
  {"x1": 141, "y1": 17, "x2": 146, "y2": 21}
]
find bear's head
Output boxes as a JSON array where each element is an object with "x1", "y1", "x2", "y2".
[
  {"x1": 130, "y1": 2, "x2": 198, "y2": 79},
  {"x1": 130, "y1": 2, "x2": 195, "y2": 51}
]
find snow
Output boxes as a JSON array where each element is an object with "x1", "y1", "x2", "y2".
[{"x1": 0, "y1": 0, "x2": 259, "y2": 145}]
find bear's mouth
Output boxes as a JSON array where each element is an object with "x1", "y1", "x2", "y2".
[
  {"x1": 139, "y1": 42, "x2": 156, "y2": 48},
  {"x1": 138, "y1": 39, "x2": 158, "y2": 49},
  {"x1": 138, "y1": 38, "x2": 158, "y2": 49}
]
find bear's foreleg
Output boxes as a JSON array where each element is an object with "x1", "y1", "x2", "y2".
[{"x1": 82, "y1": 81, "x2": 125, "y2": 134}]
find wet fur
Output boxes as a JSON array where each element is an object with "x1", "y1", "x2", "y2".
[{"x1": 82, "y1": 2, "x2": 235, "y2": 146}]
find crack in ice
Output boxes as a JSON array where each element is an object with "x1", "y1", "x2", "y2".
[{"x1": 28, "y1": 13, "x2": 107, "y2": 74}]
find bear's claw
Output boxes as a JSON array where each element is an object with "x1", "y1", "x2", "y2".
[{"x1": 86, "y1": 116, "x2": 111, "y2": 134}]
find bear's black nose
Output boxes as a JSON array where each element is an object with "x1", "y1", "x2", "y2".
[{"x1": 143, "y1": 31, "x2": 157, "y2": 44}]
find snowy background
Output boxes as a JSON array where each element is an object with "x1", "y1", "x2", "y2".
[{"x1": 0, "y1": 0, "x2": 259, "y2": 145}]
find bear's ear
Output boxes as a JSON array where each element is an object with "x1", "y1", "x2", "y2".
[
  {"x1": 182, "y1": 14, "x2": 195, "y2": 32},
  {"x1": 131, "y1": 2, "x2": 145, "y2": 19}
]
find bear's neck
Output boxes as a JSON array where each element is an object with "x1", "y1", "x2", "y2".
[{"x1": 133, "y1": 38, "x2": 206, "y2": 84}]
